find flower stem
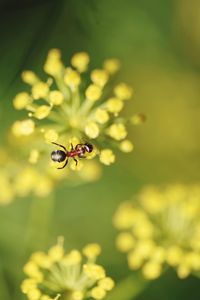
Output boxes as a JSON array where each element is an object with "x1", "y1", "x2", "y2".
[{"x1": 105, "y1": 273, "x2": 149, "y2": 300}]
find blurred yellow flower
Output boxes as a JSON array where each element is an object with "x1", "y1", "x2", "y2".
[
  {"x1": 113, "y1": 184, "x2": 200, "y2": 280},
  {"x1": 21, "y1": 238, "x2": 114, "y2": 300}
]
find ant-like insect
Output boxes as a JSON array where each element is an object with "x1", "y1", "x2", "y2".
[{"x1": 51, "y1": 142, "x2": 93, "y2": 169}]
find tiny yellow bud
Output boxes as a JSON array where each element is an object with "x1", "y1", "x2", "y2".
[
  {"x1": 34, "y1": 105, "x2": 51, "y2": 120},
  {"x1": 90, "y1": 287, "x2": 106, "y2": 300},
  {"x1": 119, "y1": 140, "x2": 134, "y2": 153},
  {"x1": 99, "y1": 149, "x2": 115, "y2": 166},
  {"x1": 32, "y1": 82, "x2": 49, "y2": 99},
  {"x1": 23, "y1": 261, "x2": 38, "y2": 276},
  {"x1": 152, "y1": 247, "x2": 166, "y2": 263},
  {"x1": 142, "y1": 261, "x2": 162, "y2": 280},
  {"x1": 83, "y1": 264, "x2": 105, "y2": 280},
  {"x1": 116, "y1": 232, "x2": 135, "y2": 252},
  {"x1": 166, "y1": 246, "x2": 183, "y2": 266},
  {"x1": 107, "y1": 123, "x2": 127, "y2": 141},
  {"x1": 30, "y1": 252, "x2": 52, "y2": 268},
  {"x1": 127, "y1": 251, "x2": 143, "y2": 270},
  {"x1": 98, "y1": 277, "x2": 115, "y2": 291},
  {"x1": 64, "y1": 68, "x2": 81, "y2": 89},
  {"x1": 13, "y1": 92, "x2": 31, "y2": 110},
  {"x1": 94, "y1": 108, "x2": 109, "y2": 124},
  {"x1": 83, "y1": 243, "x2": 101, "y2": 259},
  {"x1": 72, "y1": 291, "x2": 84, "y2": 300},
  {"x1": 103, "y1": 58, "x2": 120, "y2": 74},
  {"x1": 63, "y1": 250, "x2": 82, "y2": 265},
  {"x1": 27, "y1": 288, "x2": 41, "y2": 300},
  {"x1": 85, "y1": 84, "x2": 102, "y2": 101},
  {"x1": 21, "y1": 71, "x2": 38, "y2": 85},
  {"x1": 177, "y1": 264, "x2": 190, "y2": 279},
  {"x1": 131, "y1": 113, "x2": 146, "y2": 125},
  {"x1": 12, "y1": 119, "x2": 35, "y2": 136},
  {"x1": 85, "y1": 121, "x2": 100, "y2": 139},
  {"x1": 71, "y1": 52, "x2": 90, "y2": 72},
  {"x1": 106, "y1": 97, "x2": 124, "y2": 115},
  {"x1": 91, "y1": 69, "x2": 109, "y2": 87},
  {"x1": 114, "y1": 83, "x2": 133, "y2": 100},
  {"x1": 44, "y1": 48, "x2": 63, "y2": 76},
  {"x1": 49, "y1": 90, "x2": 64, "y2": 105},
  {"x1": 21, "y1": 279, "x2": 37, "y2": 294},
  {"x1": 48, "y1": 245, "x2": 64, "y2": 262},
  {"x1": 44, "y1": 129, "x2": 58, "y2": 142},
  {"x1": 29, "y1": 149, "x2": 39, "y2": 164}
]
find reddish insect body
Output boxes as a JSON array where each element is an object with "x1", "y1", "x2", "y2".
[{"x1": 51, "y1": 142, "x2": 93, "y2": 169}]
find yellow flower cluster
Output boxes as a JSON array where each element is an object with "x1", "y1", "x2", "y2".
[
  {"x1": 113, "y1": 184, "x2": 200, "y2": 280},
  {"x1": 21, "y1": 238, "x2": 114, "y2": 300},
  {"x1": 12, "y1": 49, "x2": 141, "y2": 168},
  {"x1": 0, "y1": 134, "x2": 101, "y2": 205}
]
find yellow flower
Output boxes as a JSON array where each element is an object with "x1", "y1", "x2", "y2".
[
  {"x1": 114, "y1": 184, "x2": 200, "y2": 280},
  {"x1": 43, "y1": 48, "x2": 63, "y2": 76},
  {"x1": 49, "y1": 90, "x2": 64, "y2": 105},
  {"x1": 99, "y1": 149, "x2": 115, "y2": 165},
  {"x1": 22, "y1": 71, "x2": 39, "y2": 85},
  {"x1": 103, "y1": 58, "x2": 120, "y2": 74},
  {"x1": 34, "y1": 105, "x2": 51, "y2": 120},
  {"x1": 71, "y1": 52, "x2": 90, "y2": 72},
  {"x1": 32, "y1": 82, "x2": 49, "y2": 99},
  {"x1": 114, "y1": 83, "x2": 133, "y2": 100},
  {"x1": 82, "y1": 243, "x2": 101, "y2": 260},
  {"x1": 13, "y1": 92, "x2": 31, "y2": 110},
  {"x1": 107, "y1": 123, "x2": 127, "y2": 141},
  {"x1": 85, "y1": 84, "x2": 102, "y2": 101},
  {"x1": 85, "y1": 121, "x2": 100, "y2": 139},
  {"x1": 119, "y1": 139, "x2": 134, "y2": 152},
  {"x1": 21, "y1": 239, "x2": 114, "y2": 300},
  {"x1": 11, "y1": 48, "x2": 141, "y2": 183},
  {"x1": 12, "y1": 119, "x2": 35, "y2": 136},
  {"x1": 94, "y1": 108, "x2": 109, "y2": 124},
  {"x1": 64, "y1": 68, "x2": 81, "y2": 89},
  {"x1": 91, "y1": 69, "x2": 109, "y2": 87},
  {"x1": 106, "y1": 97, "x2": 124, "y2": 116}
]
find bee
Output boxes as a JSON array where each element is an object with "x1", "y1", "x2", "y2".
[{"x1": 51, "y1": 142, "x2": 93, "y2": 169}]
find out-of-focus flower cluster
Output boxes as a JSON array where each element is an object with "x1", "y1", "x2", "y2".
[
  {"x1": 113, "y1": 184, "x2": 200, "y2": 280},
  {"x1": 21, "y1": 238, "x2": 114, "y2": 300}
]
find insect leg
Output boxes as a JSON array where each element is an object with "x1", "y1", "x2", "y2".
[
  {"x1": 75, "y1": 144, "x2": 83, "y2": 150},
  {"x1": 70, "y1": 143, "x2": 74, "y2": 150},
  {"x1": 57, "y1": 159, "x2": 68, "y2": 169},
  {"x1": 73, "y1": 158, "x2": 78, "y2": 166},
  {"x1": 52, "y1": 142, "x2": 67, "y2": 152}
]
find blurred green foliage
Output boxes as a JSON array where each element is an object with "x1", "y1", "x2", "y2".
[{"x1": 0, "y1": 0, "x2": 200, "y2": 299}]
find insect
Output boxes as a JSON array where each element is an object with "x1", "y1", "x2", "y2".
[{"x1": 51, "y1": 142, "x2": 93, "y2": 169}]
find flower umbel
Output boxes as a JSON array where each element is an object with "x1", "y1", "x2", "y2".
[
  {"x1": 13, "y1": 49, "x2": 142, "y2": 168},
  {"x1": 113, "y1": 184, "x2": 200, "y2": 280},
  {"x1": 21, "y1": 238, "x2": 114, "y2": 300}
]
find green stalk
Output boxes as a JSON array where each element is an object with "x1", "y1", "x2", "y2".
[{"x1": 105, "y1": 273, "x2": 149, "y2": 300}]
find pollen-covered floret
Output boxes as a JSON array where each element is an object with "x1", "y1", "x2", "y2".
[
  {"x1": 21, "y1": 238, "x2": 114, "y2": 300},
  {"x1": 113, "y1": 184, "x2": 200, "y2": 280},
  {"x1": 12, "y1": 49, "x2": 143, "y2": 170}
]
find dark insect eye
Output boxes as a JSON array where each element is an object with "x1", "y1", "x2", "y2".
[{"x1": 85, "y1": 143, "x2": 93, "y2": 153}]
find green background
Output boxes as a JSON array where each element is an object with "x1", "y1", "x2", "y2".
[{"x1": 0, "y1": 0, "x2": 200, "y2": 299}]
